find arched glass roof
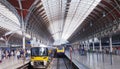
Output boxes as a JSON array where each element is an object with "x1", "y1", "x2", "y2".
[
  {"x1": 0, "y1": 3, "x2": 31, "y2": 38},
  {"x1": 0, "y1": 2, "x2": 20, "y2": 31},
  {"x1": 42, "y1": 0, "x2": 101, "y2": 44}
]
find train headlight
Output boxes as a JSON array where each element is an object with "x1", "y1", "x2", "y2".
[{"x1": 31, "y1": 61, "x2": 34, "y2": 65}]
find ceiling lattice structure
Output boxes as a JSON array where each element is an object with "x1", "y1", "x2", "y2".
[
  {"x1": 0, "y1": 0, "x2": 120, "y2": 45},
  {"x1": 68, "y1": 0, "x2": 120, "y2": 43}
]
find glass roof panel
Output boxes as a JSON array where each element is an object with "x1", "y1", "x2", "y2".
[
  {"x1": 0, "y1": 3, "x2": 20, "y2": 31},
  {"x1": 62, "y1": 0, "x2": 101, "y2": 40},
  {"x1": 42, "y1": 0, "x2": 101, "y2": 44},
  {"x1": 0, "y1": 3, "x2": 31, "y2": 38},
  {"x1": 42, "y1": 0, "x2": 67, "y2": 41},
  {"x1": 0, "y1": 3, "x2": 20, "y2": 26}
]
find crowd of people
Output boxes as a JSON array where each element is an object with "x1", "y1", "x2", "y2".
[{"x1": 0, "y1": 48, "x2": 30, "y2": 63}]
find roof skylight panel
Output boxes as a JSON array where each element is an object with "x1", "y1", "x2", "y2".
[
  {"x1": 62, "y1": 0, "x2": 101, "y2": 40},
  {"x1": 0, "y1": 3, "x2": 20, "y2": 26}
]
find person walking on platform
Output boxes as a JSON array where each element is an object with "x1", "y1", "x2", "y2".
[
  {"x1": 11, "y1": 50, "x2": 14, "y2": 56},
  {"x1": 16, "y1": 50, "x2": 20, "y2": 59},
  {"x1": 5, "y1": 50, "x2": 8, "y2": 59}
]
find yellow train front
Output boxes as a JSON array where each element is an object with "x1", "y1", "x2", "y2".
[
  {"x1": 56, "y1": 47, "x2": 65, "y2": 56},
  {"x1": 30, "y1": 47, "x2": 49, "y2": 68}
]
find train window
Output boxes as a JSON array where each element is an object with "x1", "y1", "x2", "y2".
[
  {"x1": 31, "y1": 48, "x2": 39, "y2": 56},
  {"x1": 58, "y1": 47, "x2": 63, "y2": 50},
  {"x1": 39, "y1": 47, "x2": 47, "y2": 56},
  {"x1": 31, "y1": 47, "x2": 48, "y2": 56}
]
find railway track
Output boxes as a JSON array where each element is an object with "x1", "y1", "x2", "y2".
[
  {"x1": 17, "y1": 55, "x2": 77, "y2": 69},
  {"x1": 56, "y1": 56, "x2": 69, "y2": 69},
  {"x1": 56, "y1": 55, "x2": 78, "y2": 69},
  {"x1": 63, "y1": 57, "x2": 69, "y2": 69}
]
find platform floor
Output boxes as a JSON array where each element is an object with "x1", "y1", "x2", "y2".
[
  {"x1": 0, "y1": 57, "x2": 29, "y2": 69},
  {"x1": 65, "y1": 50, "x2": 120, "y2": 69}
]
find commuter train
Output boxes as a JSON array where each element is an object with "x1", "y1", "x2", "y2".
[
  {"x1": 56, "y1": 46, "x2": 65, "y2": 54},
  {"x1": 30, "y1": 46, "x2": 49, "y2": 68}
]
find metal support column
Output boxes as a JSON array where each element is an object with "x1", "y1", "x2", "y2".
[
  {"x1": 18, "y1": 0, "x2": 26, "y2": 63},
  {"x1": 109, "y1": 36, "x2": 113, "y2": 65},
  {"x1": 22, "y1": 31, "x2": 25, "y2": 49},
  {"x1": 87, "y1": 40, "x2": 90, "y2": 51},
  {"x1": 92, "y1": 39, "x2": 95, "y2": 52},
  {"x1": 5, "y1": 40, "x2": 8, "y2": 47},
  {"x1": 84, "y1": 41, "x2": 86, "y2": 50},
  {"x1": 18, "y1": 0, "x2": 26, "y2": 50},
  {"x1": 109, "y1": 37, "x2": 113, "y2": 53},
  {"x1": 99, "y1": 38, "x2": 102, "y2": 52},
  {"x1": 86, "y1": 41, "x2": 88, "y2": 51}
]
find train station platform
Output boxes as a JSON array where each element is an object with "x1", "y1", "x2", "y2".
[
  {"x1": 0, "y1": 57, "x2": 29, "y2": 69},
  {"x1": 65, "y1": 50, "x2": 120, "y2": 69}
]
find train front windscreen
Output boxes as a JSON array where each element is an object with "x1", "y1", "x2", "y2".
[
  {"x1": 58, "y1": 47, "x2": 64, "y2": 50},
  {"x1": 31, "y1": 47, "x2": 48, "y2": 56}
]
